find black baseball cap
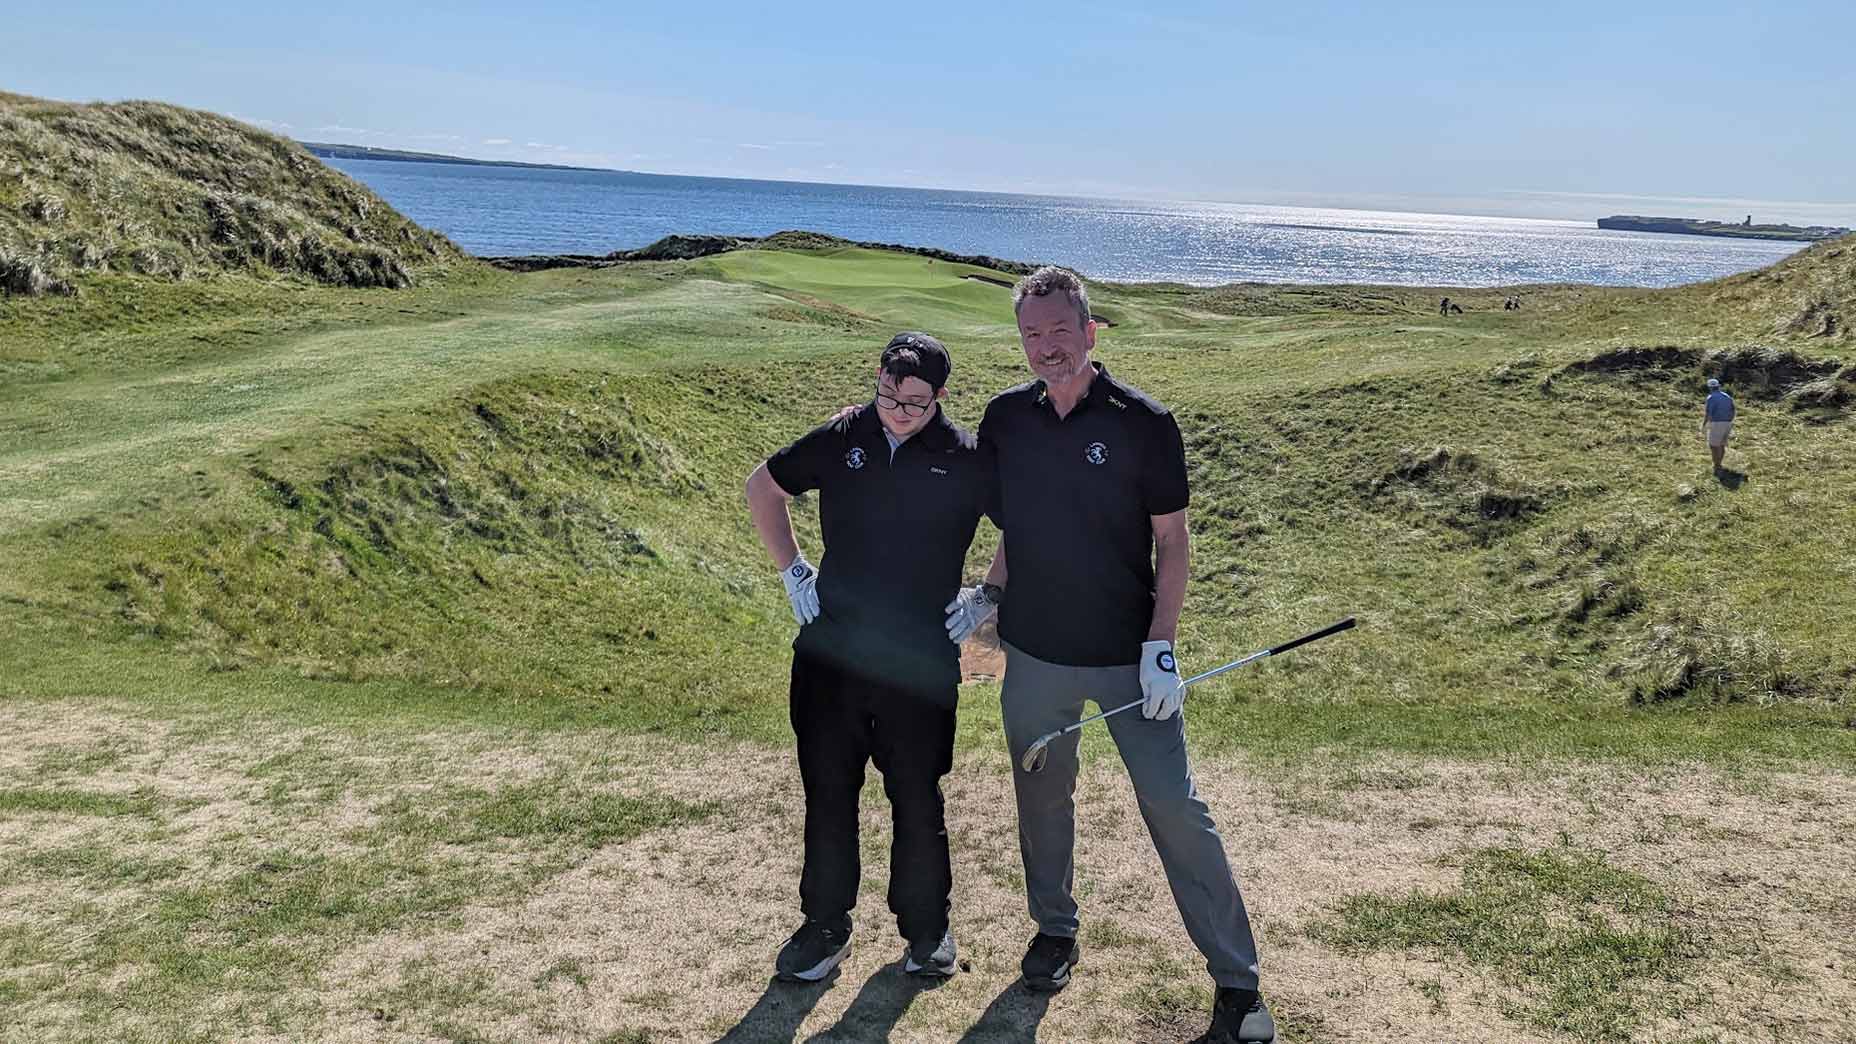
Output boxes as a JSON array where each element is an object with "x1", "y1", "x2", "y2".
[{"x1": 880, "y1": 331, "x2": 951, "y2": 391}]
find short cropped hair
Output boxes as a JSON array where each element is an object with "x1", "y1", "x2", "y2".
[{"x1": 1012, "y1": 266, "x2": 1091, "y2": 329}]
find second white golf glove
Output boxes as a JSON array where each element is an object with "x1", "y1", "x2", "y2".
[
  {"x1": 943, "y1": 583, "x2": 1000, "y2": 643},
  {"x1": 1139, "y1": 640, "x2": 1185, "y2": 720},
  {"x1": 781, "y1": 555, "x2": 820, "y2": 626}
]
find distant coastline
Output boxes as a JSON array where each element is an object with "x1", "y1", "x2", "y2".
[
  {"x1": 299, "y1": 141, "x2": 628, "y2": 174},
  {"x1": 1597, "y1": 215, "x2": 1850, "y2": 243}
]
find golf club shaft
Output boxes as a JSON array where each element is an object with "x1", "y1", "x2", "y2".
[{"x1": 1056, "y1": 617, "x2": 1356, "y2": 737}]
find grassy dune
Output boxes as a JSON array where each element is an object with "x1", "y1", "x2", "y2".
[
  {"x1": 0, "y1": 92, "x2": 467, "y2": 298},
  {"x1": 4, "y1": 105, "x2": 1856, "y2": 1039}
]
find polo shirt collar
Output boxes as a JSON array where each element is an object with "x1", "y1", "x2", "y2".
[
  {"x1": 913, "y1": 405, "x2": 958, "y2": 451},
  {"x1": 1034, "y1": 362, "x2": 1112, "y2": 417}
]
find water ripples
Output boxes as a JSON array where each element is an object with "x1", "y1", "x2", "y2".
[{"x1": 330, "y1": 159, "x2": 1804, "y2": 288}]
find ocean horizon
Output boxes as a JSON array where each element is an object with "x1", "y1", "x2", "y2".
[{"x1": 326, "y1": 157, "x2": 1806, "y2": 290}]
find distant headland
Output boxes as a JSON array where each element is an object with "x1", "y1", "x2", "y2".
[
  {"x1": 1597, "y1": 214, "x2": 1851, "y2": 243},
  {"x1": 300, "y1": 141, "x2": 626, "y2": 174}
]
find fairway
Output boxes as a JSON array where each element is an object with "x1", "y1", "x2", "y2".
[{"x1": 4, "y1": 236, "x2": 1855, "y2": 1042}]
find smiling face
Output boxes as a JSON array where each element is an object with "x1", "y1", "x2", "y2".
[
  {"x1": 1015, "y1": 290, "x2": 1096, "y2": 388},
  {"x1": 874, "y1": 366, "x2": 943, "y2": 438}
]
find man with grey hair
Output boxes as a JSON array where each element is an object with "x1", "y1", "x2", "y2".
[{"x1": 942, "y1": 266, "x2": 1276, "y2": 1042}]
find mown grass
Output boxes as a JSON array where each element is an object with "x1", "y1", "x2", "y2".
[
  {"x1": 0, "y1": 735, "x2": 715, "y2": 1043},
  {"x1": 381, "y1": 781, "x2": 719, "y2": 848},
  {"x1": 0, "y1": 787, "x2": 162, "y2": 818},
  {"x1": 1313, "y1": 844, "x2": 1691, "y2": 1041}
]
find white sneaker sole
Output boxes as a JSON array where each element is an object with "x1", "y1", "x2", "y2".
[
  {"x1": 777, "y1": 940, "x2": 850, "y2": 983},
  {"x1": 902, "y1": 950, "x2": 956, "y2": 977},
  {"x1": 1023, "y1": 965, "x2": 1071, "y2": 991}
]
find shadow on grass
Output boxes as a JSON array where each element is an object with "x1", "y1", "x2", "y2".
[
  {"x1": 714, "y1": 972, "x2": 839, "y2": 1044},
  {"x1": 954, "y1": 981, "x2": 1053, "y2": 1043},
  {"x1": 1714, "y1": 466, "x2": 1747, "y2": 490},
  {"x1": 802, "y1": 962, "x2": 939, "y2": 1042}
]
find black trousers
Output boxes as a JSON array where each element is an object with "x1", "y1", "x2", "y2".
[{"x1": 789, "y1": 647, "x2": 956, "y2": 945}]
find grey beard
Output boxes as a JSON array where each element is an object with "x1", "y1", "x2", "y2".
[{"x1": 1038, "y1": 355, "x2": 1089, "y2": 384}]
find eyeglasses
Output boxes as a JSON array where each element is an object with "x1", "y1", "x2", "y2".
[{"x1": 875, "y1": 383, "x2": 933, "y2": 418}]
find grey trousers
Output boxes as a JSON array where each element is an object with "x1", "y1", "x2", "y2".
[{"x1": 1001, "y1": 641, "x2": 1262, "y2": 990}]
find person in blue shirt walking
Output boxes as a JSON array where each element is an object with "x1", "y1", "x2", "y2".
[{"x1": 1702, "y1": 377, "x2": 1735, "y2": 471}]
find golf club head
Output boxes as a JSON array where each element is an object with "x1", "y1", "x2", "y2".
[{"x1": 1020, "y1": 735, "x2": 1053, "y2": 774}]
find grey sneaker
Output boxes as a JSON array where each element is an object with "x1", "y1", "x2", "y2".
[
  {"x1": 903, "y1": 929, "x2": 957, "y2": 978},
  {"x1": 1019, "y1": 932, "x2": 1079, "y2": 992},
  {"x1": 1203, "y1": 987, "x2": 1277, "y2": 1044},
  {"x1": 775, "y1": 920, "x2": 851, "y2": 983}
]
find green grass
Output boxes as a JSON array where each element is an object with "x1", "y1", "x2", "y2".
[
  {"x1": 382, "y1": 782, "x2": 716, "y2": 847},
  {"x1": 2, "y1": 190, "x2": 1854, "y2": 1038},
  {"x1": 0, "y1": 787, "x2": 162, "y2": 818},
  {"x1": 3, "y1": 243, "x2": 1853, "y2": 762},
  {"x1": 1, "y1": 92, "x2": 468, "y2": 298},
  {"x1": 0, "y1": 737, "x2": 716, "y2": 1043},
  {"x1": 1313, "y1": 844, "x2": 1691, "y2": 1040}
]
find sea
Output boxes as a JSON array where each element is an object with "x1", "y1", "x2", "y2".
[{"x1": 325, "y1": 158, "x2": 1805, "y2": 289}]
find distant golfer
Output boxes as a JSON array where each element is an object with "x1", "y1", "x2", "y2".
[
  {"x1": 1703, "y1": 377, "x2": 1735, "y2": 470},
  {"x1": 745, "y1": 332, "x2": 997, "y2": 983},
  {"x1": 942, "y1": 267, "x2": 1276, "y2": 1043}
]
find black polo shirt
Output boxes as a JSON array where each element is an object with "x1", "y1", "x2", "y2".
[
  {"x1": 766, "y1": 403, "x2": 998, "y2": 699},
  {"x1": 979, "y1": 363, "x2": 1190, "y2": 668}
]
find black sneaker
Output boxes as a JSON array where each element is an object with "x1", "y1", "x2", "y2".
[
  {"x1": 902, "y1": 929, "x2": 957, "y2": 978},
  {"x1": 775, "y1": 920, "x2": 851, "y2": 983},
  {"x1": 1019, "y1": 932, "x2": 1079, "y2": 992},
  {"x1": 1204, "y1": 987, "x2": 1277, "y2": 1044}
]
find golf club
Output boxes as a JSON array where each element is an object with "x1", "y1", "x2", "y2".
[{"x1": 1018, "y1": 616, "x2": 1357, "y2": 773}]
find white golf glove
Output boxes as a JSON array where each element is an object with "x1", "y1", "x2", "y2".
[
  {"x1": 943, "y1": 584, "x2": 1000, "y2": 643},
  {"x1": 1139, "y1": 640, "x2": 1185, "y2": 720},
  {"x1": 780, "y1": 555, "x2": 820, "y2": 626}
]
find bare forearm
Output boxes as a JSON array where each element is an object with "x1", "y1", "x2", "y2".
[
  {"x1": 982, "y1": 539, "x2": 1008, "y2": 587},
  {"x1": 1147, "y1": 531, "x2": 1189, "y2": 644},
  {"x1": 745, "y1": 463, "x2": 800, "y2": 569}
]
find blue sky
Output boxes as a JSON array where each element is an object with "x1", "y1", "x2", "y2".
[{"x1": 5, "y1": 1, "x2": 1853, "y2": 223}]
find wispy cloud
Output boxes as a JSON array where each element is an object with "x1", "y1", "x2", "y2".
[
  {"x1": 232, "y1": 115, "x2": 293, "y2": 131},
  {"x1": 316, "y1": 124, "x2": 377, "y2": 136},
  {"x1": 737, "y1": 143, "x2": 774, "y2": 150},
  {"x1": 483, "y1": 138, "x2": 512, "y2": 146},
  {"x1": 773, "y1": 140, "x2": 825, "y2": 148}
]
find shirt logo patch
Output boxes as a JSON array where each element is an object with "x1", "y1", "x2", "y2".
[
  {"x1": 930, "y1": 466, "x2": 948, "y2": 475},
  {"x1": 845, "y1": 447, "x2": 866, "y2": 470},
  {"x1": 1084, "y1": 441, "x2": 1109, "y2": 465}
]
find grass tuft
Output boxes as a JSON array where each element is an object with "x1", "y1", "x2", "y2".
[
  {"x1": 1312, "y1": 844, "x2": 1691, "y2": 1041},
  {"x1": 0, "y1": 787, "x2": 161, "y2": 818}
]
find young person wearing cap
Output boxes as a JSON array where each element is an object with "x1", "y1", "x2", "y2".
[
  {"x1": 745, "y1": 332, "x2": 998, "y2": 984},
  {"x1": 1703, "y1": 377, "x2": 1735, "y2": 471},
  {"x1": 940, "y1": 267, "x2": 1277, "y2": 1043}
]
